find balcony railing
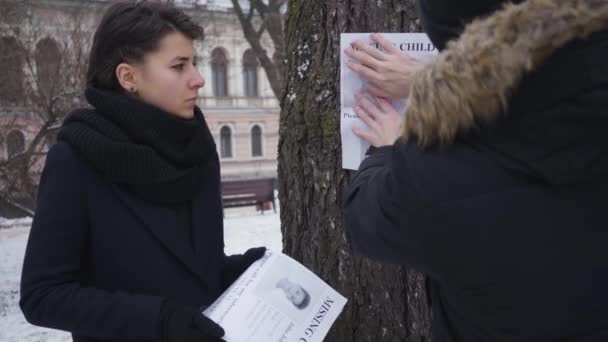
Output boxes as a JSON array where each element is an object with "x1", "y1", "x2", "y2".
[{"x1": 198, "y1": 96, "x2": 279, "y2": 110}]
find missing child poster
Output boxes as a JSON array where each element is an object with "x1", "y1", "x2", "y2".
[
  {"x1": 203, "y1": 250, "x2": 347, "y2": 342},
  {"x1": 340, "y1": 33, "x2": 438, "y2": 170}
]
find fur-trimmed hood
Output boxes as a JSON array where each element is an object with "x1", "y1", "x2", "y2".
[{"x1": 404, "y1": 0, "x2": 608, "y2": 145}]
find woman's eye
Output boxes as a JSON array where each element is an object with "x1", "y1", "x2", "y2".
[{"x1": 172, "y1": 64, "x2": 184, "y2": 71}]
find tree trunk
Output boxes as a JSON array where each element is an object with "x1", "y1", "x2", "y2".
[{"x1": 278, "y1": 1, "x2": 431, "y2": 341}]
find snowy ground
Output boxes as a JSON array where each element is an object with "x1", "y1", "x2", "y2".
[{"x1": 0, "y1": 207, "x2": 282, "y2": 342}]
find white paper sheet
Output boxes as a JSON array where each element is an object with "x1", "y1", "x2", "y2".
[
  {"x1": 340, "y1": 33, "x2": 438, "y2": 170},
  {"x1": 203, "y1": 250, "x2": 347, "y2": 342}
]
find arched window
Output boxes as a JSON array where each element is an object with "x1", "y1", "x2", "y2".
[
  {"x1": 36, "y1": 37, "x2": 62, "y2": 98},
  {"x1": 7, "y1": 130, "x2": 26, "y2": 158},
  {"x1": 251, "y1": 125, "x2": 263, "y2": 157},
  {"x1": 211, "y1": 48, "x2": 228, "y2": 97},
  {"x1": 220, "y1": 126, "x2": 233, "y2": 158},
  {"x1": 0, "y1": 36, "x2": 25, "y2": 106},
  {"x1": 243, "y1": 49, "x2": 258, "y2": 97}
]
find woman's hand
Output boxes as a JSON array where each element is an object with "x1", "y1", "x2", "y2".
[
  {"x1": 352, "y1": 93, "x2": 403, "y2": 147},
  {"x1": 222, "y1": 247, "x2": 266, "y2": 289},
  {"x1": 160, "y1": 300, "x2": 225, "y2": 342},
  {"x1": 345, "y1": 33, "x2": 424, "y2": 99}
]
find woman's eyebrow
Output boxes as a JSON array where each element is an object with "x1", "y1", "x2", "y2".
[{"x1": 170, "y1": 56, "x2": 191, "y2": 63}]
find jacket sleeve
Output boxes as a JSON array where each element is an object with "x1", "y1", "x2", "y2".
[
  {"x1": 343, "y1": 143, "x2": 433, "y2": 270},
  {"x1": 19, "y1": 143, "x2": 164, "y2": 341},
  {"x1": 343, "y1": 139, "x2": 520, "y2": 278}
]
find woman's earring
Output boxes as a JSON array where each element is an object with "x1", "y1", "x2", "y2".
[{"x1": 130, "y1": 87, "x2": 136, "y2": 93}]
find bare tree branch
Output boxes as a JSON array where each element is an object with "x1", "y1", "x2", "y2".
[
  {"x1": 230, "y1": 0, "x2": 285, "y2": 99},
  {"x1": 255, "y1": 21, "x2": 267, "y2": 40},
  {"x1": 0, "y1": 0, "x2": 91, "y2": 216}
]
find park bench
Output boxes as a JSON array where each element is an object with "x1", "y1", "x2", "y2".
[{"x1": 221, "y1": 178, "x2": 276, "y2": 214}]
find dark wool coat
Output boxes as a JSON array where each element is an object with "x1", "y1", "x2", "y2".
[
  {"x1": 345, "y1": 0, "x2": 608, "y2": 341},
  {"x1": 20, "y1": 141, "x2": 227, "y2": 342}
]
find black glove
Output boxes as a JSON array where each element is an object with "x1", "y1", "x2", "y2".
[
  {"x1": 159, "y1": 300, "x2": 225, "y2": 342},
  {"x1": 222, "y1": 247, "x2": 267, "y2": 289}
]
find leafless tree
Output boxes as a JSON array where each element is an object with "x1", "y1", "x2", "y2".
[
  {"x1": 278, "y1": 1, "x2": 431, "y2": 340},
  {"x1": 0, "y1": 0, "x2": 93, "y2": 216},
  {"x1": 230, "y1": 0, "x2": 286, "y2": 99}
]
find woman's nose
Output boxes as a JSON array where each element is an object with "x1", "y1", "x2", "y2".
[{"x1": 190, "y1": 68, "x2": 205, "y2": 89}]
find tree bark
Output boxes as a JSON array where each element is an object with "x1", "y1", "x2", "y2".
[{"x1": 278, "y1": 1, "x2": 431, "y2": 341}]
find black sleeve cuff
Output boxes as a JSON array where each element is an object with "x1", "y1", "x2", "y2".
[{"x1": 365, "y1": 145, "x2": 392, "y2": 156}]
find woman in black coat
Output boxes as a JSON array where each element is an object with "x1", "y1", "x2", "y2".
[
  {"x1": 344, "y1": 0, "x2": 608, "y2": 341},
  {"x1": 19, "y1": 2, "x2": 265, "y2": 342}
]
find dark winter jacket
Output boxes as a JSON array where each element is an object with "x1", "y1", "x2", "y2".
[
  {"x1": 19, "y1": 91, "x2": 251, "y2": 342},
  {"x1": 345, "y1": 0, "x2": 608, "y2": 341},
  {"x1": 20, "y1": 141, "x2": 225, "y2": 342}
]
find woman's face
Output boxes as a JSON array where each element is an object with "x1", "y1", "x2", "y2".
[{"x1": 129, "y1": 31, "x2": 204, "y2": 119}]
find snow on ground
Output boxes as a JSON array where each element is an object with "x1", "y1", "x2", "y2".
[
  {"x1": 0, "y1": 207, "x2": 281, "y2": 342},
  {"x1": 223, "y1": 206, "x2": 282, "y2": 254}
]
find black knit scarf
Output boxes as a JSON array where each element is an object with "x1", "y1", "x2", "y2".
[{"x1": 58, "y1": 86, "x2": 216, "y2": 204}]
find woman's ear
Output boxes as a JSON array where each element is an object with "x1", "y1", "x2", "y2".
[{"x1": 115, "y1": 63, "x2": 138, "y2": 93}]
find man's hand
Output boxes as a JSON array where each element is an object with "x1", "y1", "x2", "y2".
[
  {"x1": 352, "y1": 93, "x2": 403, "y2": 147},
  {"x1": 345, "y1": 33, "x2": 424, "y2": 99}
]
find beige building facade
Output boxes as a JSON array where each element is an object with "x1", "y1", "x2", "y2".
[{"x1": 0, "y1": 0, "x2": 279, "y2": 184}]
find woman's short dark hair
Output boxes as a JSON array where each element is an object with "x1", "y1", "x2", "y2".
[{"x1": 86, "y1": 0, "x2": 204, "y2": 91}]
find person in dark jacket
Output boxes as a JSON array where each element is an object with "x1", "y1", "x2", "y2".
[
  {"x1": 343, "y1": 0, "x2": 608, "y2": 341},
  {"x1": 19, "y1": 2, "x2": 265, "y2": 342}
]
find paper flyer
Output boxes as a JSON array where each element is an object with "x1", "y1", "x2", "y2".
[
  {"x1": 340, "y1": 33, "x2": 437, "y2": 170},
  {"x1": 204, "y1": 250, "x2": 347, "y2": 342}
]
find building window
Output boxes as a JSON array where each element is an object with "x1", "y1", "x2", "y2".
[
  {"x1": 211, "y1": 48, "x2": 228, "y2": 97},
  {"x1": 36, "y1": 37, "x2": 62, "y2": 99},
  {"x1": 251, "y1": 125, "x2": 263, "y2": 157},
  {"x1": 243, "y1": 49, "x2": 258, "y2": 97},
  {"x1": 220, "y1": 126, "x2": 233, "y2": 158},
  {"x1": 0, "y1": 36, "x2": 25, "y2": 106},
  {"x1": 7, "y1": 130, "x2": 26, "y2": 158}
]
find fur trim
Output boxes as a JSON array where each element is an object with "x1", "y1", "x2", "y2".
[{"x1": 403, "y1": 0, "x2": 608, "y2": 146}]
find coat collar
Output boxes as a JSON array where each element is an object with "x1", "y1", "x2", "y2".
[
  {"x1": 404, "y1": 0, "x2": 608, "y2": 145},
  {"x1": 111, "y1": 185, "x2": 217, "y2": 287}
]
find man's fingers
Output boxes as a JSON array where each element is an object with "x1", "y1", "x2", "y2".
[
  {"x1": 366, "y1": 83, "x2": 389, "y2": 98},
  {"x1": 346, "y1": 61, "x2": 383, "y2": 82},
  {"x1": 371, "y1": 33, "x2": 400, "y2": 55},
  {"x1": 345, "y1": 47, "x2": 383, "y2": 70},
  {"x1": 353, "y1": 127, "x2": 377, "y2": 146},
  {"x1": 356, "y1": 93, "x2": 383, "y2": 120},
  {"x1": 376, "y1": 97, "x2": 400, "y2": 116},
  {"x1": 354, "y1": 104, "x2": 381, "y2": 133},
  {"x1": 352, "y1": 40, "x2": 388, "y2": 61}
]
